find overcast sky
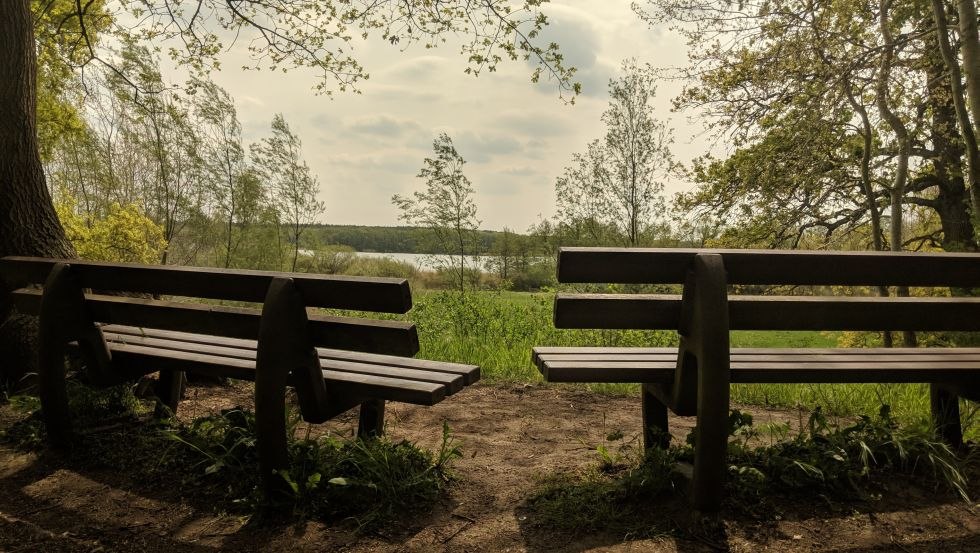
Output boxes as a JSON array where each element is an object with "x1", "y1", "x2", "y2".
[{"x1": 181, "y1": 1, "x2": 707, "y2": 231}]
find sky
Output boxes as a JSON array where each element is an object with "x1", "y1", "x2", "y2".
[{"x1": 164, "y1": 1, "x2": 707, "y2": 231}]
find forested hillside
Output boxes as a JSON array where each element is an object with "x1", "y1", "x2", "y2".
[{"x1": 308, "y1": 224, "x2": 502, "y2": 254}]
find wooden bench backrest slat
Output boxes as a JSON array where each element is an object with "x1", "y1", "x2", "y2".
[
  {"x1": 557, "y1": 247, "x2": 980, "y2": 287},
  {"x1": 0, "y1": 256, "x2": 412, "y2": 313},
  {"x1": 554, "y1": 293, "x2": 980, "y2": 331},
  {"x1": 12, "y1": 288, "x2": 419, "y2": 356}
]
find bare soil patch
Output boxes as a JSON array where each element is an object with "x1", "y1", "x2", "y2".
[{"x1": 0, "y1": 381, "x2": 977, "y2": 552}]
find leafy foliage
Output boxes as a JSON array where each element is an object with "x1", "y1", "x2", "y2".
[
  {"x1": 716, "y1": 406, "x2": 972, "y2": 504},
  {"x1": 554, "y1": 59, "x2": 674, "y2": 247},
  {"x1": 524, "y1": 404, "x2": 972, "y2": 535},
  {"x1": 163, "y1": 408, "x2": 461, "y2": 527},
  {"x1": 117, "y1": 1, "x2": 579, "y2": 98},
  {"x1": 393, "y1": 133, "x2": 481, "y2": 294},
  {"x1": 55, "y1": 193, "x2": 168, "y2": 263}
]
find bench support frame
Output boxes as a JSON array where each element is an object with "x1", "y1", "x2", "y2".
[{"x1": 37, "y1": 263, "x2": 114, "y2": 447}]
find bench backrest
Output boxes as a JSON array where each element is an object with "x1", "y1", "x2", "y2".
[
  {"x1": 1, "y1": 256, "x2": 419, "y2": 356},
  {"x1": 554, "y1": 247, "x2": 980, "y2": 332}
]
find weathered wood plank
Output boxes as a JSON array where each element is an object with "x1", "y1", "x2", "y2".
[
  {"x1": 533, "y1": 346, "x2": 980, "y2": 356},
  {"x1": 538, "y1": 361, "x2": 674, "y2": 383},
  {"x1": 0, "y1": 256, "x2": 412, "y2": 313},
  {"x1": 535, "y1": 352, "x2": 980, "y2": 363},
  {"x1": 553, "y1": 293, "x2": 980, "y2": 331},
  {"x1": 107, "y1": 342, "x2": 446, "y2": 404},
  {"x1": 13, "y1": 289, "x2": 419, "y2": 356},
  {"x1": 102, "y1": 331, "x2": 464, "y2": 392},
  {"x1": 557, "y1": 247, "x2": 980, "y2": 287},
  {"x1": 103, "y1": 325, "x2": 479, "y2": 384},
  {"x1": 537, "y1": 359, "x2": 980, "y2": 384}
]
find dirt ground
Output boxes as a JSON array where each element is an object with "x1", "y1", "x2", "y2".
[{"x1": 0, "y1": 381, "x2": 977, "y2": 552}]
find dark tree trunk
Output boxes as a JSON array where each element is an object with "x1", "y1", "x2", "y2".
[
  {"x1": 0, "y1": 2, "x2": 74, "y2": 264},
  {"x1": 0, "y1": 1, "x2": 74, "y2": 386},
  {"x1": 928, "y1": 48, "x2": 979, "y2": 253}
]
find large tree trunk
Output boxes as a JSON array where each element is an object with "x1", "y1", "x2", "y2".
[
  {"x1": 958, "y1": 0, "x2": 980, "y2": 133},
  {"x1": 928, "y1": 47, "x2": 980, "y2": 253},
  {"x1": 0, "y1": 1, "x2": 74, "y2": 387},
  {"x1": 933, "y1": 0, "x2": 980, "y2": 217},
  {"x1": 0, "y1": 2, "x2": 73, "y2": 263}
]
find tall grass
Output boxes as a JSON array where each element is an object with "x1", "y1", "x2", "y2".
[{"x1": 409, "y1": 290, "x2": 676, "y2": 381}]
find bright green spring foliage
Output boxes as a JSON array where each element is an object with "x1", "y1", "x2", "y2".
[{"x1": 55, "y1": 193, "x2": 168, "y2": 264}]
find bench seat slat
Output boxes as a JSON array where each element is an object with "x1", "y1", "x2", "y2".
[
  {"x1": 536, "y1": 352, "x2": 980, "y2": 363},
  {"x1": 533, "y1": 347, "x2": 980, "y2": 384},
  {"x1": 102, "y1": 332, "x2": 465, "y2": 393},
  {"x1": 532, "y1": 346, "x2": 980, "y2": 355},
  {"x1": 106, "y1": 342, "x2": 446, "y2": 405},
  {"x1": 103, "y1": 325, "x2": 479, "y2": 385}
]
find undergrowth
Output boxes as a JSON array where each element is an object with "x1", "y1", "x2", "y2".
[
  {"x1": 1, "y1": 383, "x2": 460, "y2": 530},
  {"x1": 720, "y1": 406, "x2": 972, "y2": 509},
  {"x1": 165, "y1": 407, "x2": 460, "y2": 527},
  {"x1": 524, "y1": 405, "x2": 974, "y2": 535}
]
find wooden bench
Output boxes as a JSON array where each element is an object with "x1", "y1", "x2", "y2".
[
  {"x1": 0, "y1": 256, "x2": 479, "y2": 492},
  {"x1": 532, "y1": 247, "x2": 980, "y2": 511}
]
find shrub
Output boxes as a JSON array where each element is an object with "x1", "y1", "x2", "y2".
[{"x1": 55, "y1": 193, "x2": 167, "y2": 263}]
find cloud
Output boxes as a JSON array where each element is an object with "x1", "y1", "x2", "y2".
[
  {"x1": 327, "y1": 152, "x2": 420, "y2": 177},
  {"x1": 500, "y1": 166, "x2": 540, "y2": 177},
  {"x1": 524, "y1": 5, "x2": 616, "y2": 97},
  {"x1": 494, "y1": 110, "x2": 572, "y2": 138},
  {"x1": 379, "y1": 55, "x2": 451, "y2": 81},
  {"x1": 345, "y1": 115, "x2": 423, "y2": 138},
  {"x1": 453, "y1": 131, "x2": 524, "y2": 163}
]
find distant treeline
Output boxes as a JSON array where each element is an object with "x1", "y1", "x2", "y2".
[{"x1": 308, "y1": 224, "x2": 504, "y2": 254}]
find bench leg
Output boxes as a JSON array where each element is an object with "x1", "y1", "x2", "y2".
[
  {"x1": 691, "y1": 364, "x2": 730, "y2": 512},
  {"x1": 930, "y1": 384, "x2": 962, "y2": 448},
  {"x1": 154, "y1": 369, "x2": 185, "y2": 417},
  {"x1": 358, "y1": 399, "x2": 385, "y2": 438},
  {"x1": 37, "y1": 263, "x2": 81, "y2": 448},
  {"x1": 38, "y1": 327, "x2": 72, "y2": 448},
  {"x1": 641, "y1": 384, "x2": 669, "y2": 449}
]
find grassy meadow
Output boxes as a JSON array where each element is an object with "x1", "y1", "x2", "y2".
[{"x1": 400, "y1": 290, "x2": 978, "y2": 438}]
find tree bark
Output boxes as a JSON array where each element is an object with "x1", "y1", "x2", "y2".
[
  {"x1": 958, "y1": 0, "x2": 980, "y2": 134},
  {"x1": 927, "y1": 45, "x2": 980, "y2": 253},
  {"x1": 932, "y1": 0, "x2": 980, "y2": 217},
  {"x1": 0, "y1": 1, "x2": 73, "y2": 264},
  {"x1": 0, "y1": 1, "x2": 74, "y2": 386}
]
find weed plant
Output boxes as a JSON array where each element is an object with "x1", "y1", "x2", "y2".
[
  {"x1": 524, "y1": 404, "x2": 973, "y2": 535},
  {"x1": 164, "y1": 407, "x2": 461, "y2": 527},
  {"x1": 1, "y1": 383, "x2": 460, "y2": 530},
  {"x1": 719, "y1": 406, "x2": 972, "y2": 506},
  {"x1": 0, "y1": 381, "x2": 148, "y2": 448}
]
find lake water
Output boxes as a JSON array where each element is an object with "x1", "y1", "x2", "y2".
[{"x1": 356, "y1": 251, "x2": 494, "y2": 272}]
